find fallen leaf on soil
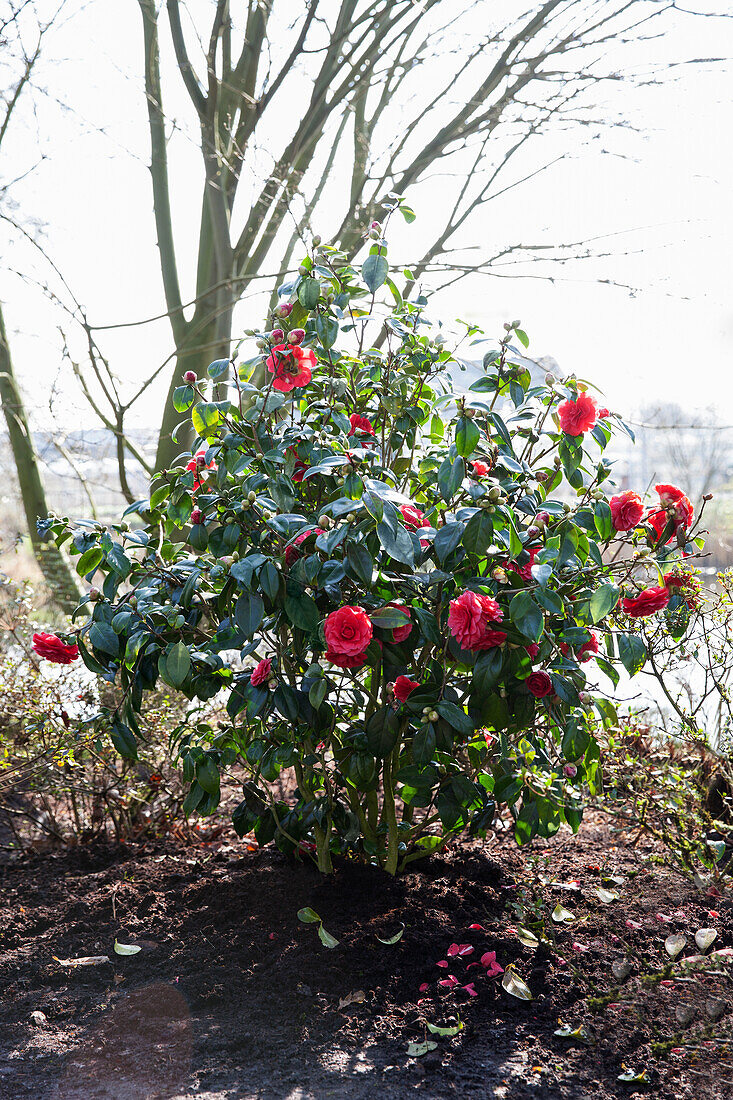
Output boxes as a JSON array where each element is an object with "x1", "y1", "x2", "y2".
[
  {"x1": 30, "y1": 1011, "x2": 48, "y2": 1027},
  {"x1": 376, "y1": 924, "x2": 404, "y2": 945},
  {"x1": 517, "y1": 927, "x2": 539, "y2": 948},
  {"x1": 407, "y1": 1040, "x2": 437, "y2": 1057},
  {"x1": 665, "y1": 934, "x2": 687, "y2": 959},
  {"x1": 338, "y1": 990, "x2": 366, "y2": 1009},
  {"x1": 502, "y1": 965, "x2": 532, "y2": 1001},
  {"x1": 53, "y1": 955, "x2": 111, "y2": 967},
  {"x1": 113, "y1": 941, "x2": 141, "y2": 956},
  {"x1": 426, "y1": 1018, "x2": 463, "y2": 1037},
  {"x1": 317, "y1": 925, "x2": 339, "y2": 949},
  {"x1": 551, "y1": 903, "x2": 574, "y2": 924},
  {"x1": 695, "y1": 928, "x2": 718, "y2": 952},
  {"x1": 595, "y1": 888, "x2": 619, "y2": 904}
]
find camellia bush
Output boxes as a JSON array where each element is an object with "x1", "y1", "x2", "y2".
[{"x1": 41, "y1": 210, "x2": 706, "y2": 874}]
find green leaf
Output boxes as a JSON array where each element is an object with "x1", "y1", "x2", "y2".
[
  {"x1": 412, "y1": 725, "x2": 436, "y2": 767},
  {"x1": 318, "y1": 924, "x2": 339, "y2": 948},
  {"x1": 434, "y1": 521, "x2": 464, "y2": 563},
  {"x1": 172, "y1": 385, "x2": 195, "y2": 412},
  {"x1": 365, "y1": 707, "x2": 400, "y2": 757},
  {"x1": 297, "y1": 907, "x2": 321, "y2": 924},
  {"x1": 346, "y1": 542, "x2": 373, "y2": 586},
  {"x1": 463, "y1": 510, "x2": 493, "y2": 555},
  {"x1": 182, "y1": 782, "x2": 204, "y2": 815},
  {"x1": 370, "y1": 606, "x2": 411, "y2": 630},
  {"x1": 362, "y1": 253, "x2": 389, "y2": 293},
  {"x1": 377, "y1": 521, "x2": 414, "y2": 566},
  {"x1": 191, "y1": 402, "x2": 221, "y2": 438},
  {"x1": 89, "y1": 621, "x2": 119, "y2": 657},
  {"x1": 113, "y1": 940, "x2": 142, "y2": 956},
  {"x1": 196, "y1": 757, "x2": 220, "y2": 796},
  {"x1": 207, "y1": 358, "x2": 229, "y2": 380},
  {"x1": 509, "y1": 592, "x2": 544, "y2": 642},
  {"x1": 298, "y1": 277, "x2": 321, "y2": 309},
  {"x1": 426, "y1": 1018, "x2": 463, "y2": 1037},
  {"x1": 166, "y1": 641, "x2": 191, "y2": 687},
  {"x1": 376, "y1": 923, "x2": 405, "y2": 945},
  {"x1": 514, "y1": 328, "x2": 529, "y2": 348},
  {"x1": 455, "y1": 416, "x2": 480, "y2": 457},
  {"x1": 589, "y1": 583, "x2": 619, "y2": 624},
  {"x1": 473, "y1": 648, "x2": 504, "y2": 696},
  {"x1": 284, "y1": 592, "x2": 320, "y2": 633},
  {"x1": 618, "y1": 632, "x2": 646, "y2": 676},
  {"x1": 77, "y1": 546, "x2": 104, "y2": 577},
  {"x1": 110, "y1": 721, "x2": 137, "y2": 761},
  {"x1": 437, "y1": 456, "x2": 464, "y2": 502},
  {"x1": 235, "y1": 593, "x2": 265, "y2": 637},
  {"x1": 436, "y1": 701, "x2": 474, "y2": 737}
]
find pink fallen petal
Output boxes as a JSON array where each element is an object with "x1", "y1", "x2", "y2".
[
  {"x1": 572, "y1": 941, "x2": 589, "y2": 953},
  {"x1": 463, "y1": 983, "x2": 478, "y2": 997},
  {"x1": 660, "y1": 980, "x2": 675, "y2": 987},
  {"x1": 468, "y1": 923, "x2": 484, "y2": 931},
  {"x1": 268, "y1": 932, "x2": 276, "y2": 940},
  {"x1": 438, "y1": 976, "x2": 459, "y2": 990},
  {"x1": 708, "y1": 910, "x2": 721, "y2": 920},
  {"x1": 505, "y1": 926, "x2": 518, "y2": 935},
  {"x1": 625, "y1": 919, "x2": 642, "y2": 930},
  {"x1": 436, "y1": 960, "x2": 449, "y2": 968},
  {"x1": 555, "y1": 957, "x2": 568, "y2": 967},
  {"x1": 485, "y1": 963, "x2": 504, "y2": 978},
  {"x1": 419, "y1": 982, "x2": 430, "y2": 993},
  {"x1": 655, "y1": 913, "x2": 672, "y2": 923},
  {"x1": 466, "y1": 962, "x2": 482, "y2": 970},
  {"x1": 609, "y1": 934, "x2": 619, "y2": 943},
  {"x1": 480, "y1": 951, "x2": 498, "y2": 968},
  {"x1": 607, "y1": 1003, "x2": 621, "y2": 1009},
  {"x1": 447, "y1": 943, "x2": 474, "y2": 957}
]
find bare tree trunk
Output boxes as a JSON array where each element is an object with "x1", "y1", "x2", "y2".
[{"x1": 0, "y1": 303, "x2": 80, "y2": 612}]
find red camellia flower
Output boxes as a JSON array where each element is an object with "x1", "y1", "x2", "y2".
[
  {"x1": 400, "y1": 504, "x2": 428, "y2": 531},
  {"x1": 265, "y1": 343, "x2": 316, "y2": 392},
  {"x1": 622, "y1": 586, "x2": 670, "y2": 617},
  {"x1": 186, "y1": 449, "x2": 217, "y2": 491},
  {"x1": 598, "y1": 407, "x2": 610, "y2": 418},
  {"x1": 610, "y1": 490, "x2": 644, "y2": 532},
  {"x1": 348, "y1": 413, "x2": 375, "y2": 438},
  {"x1": 383, "y1": 603, "x2": 413, "y2": 643},
  {"x1": 32, "y1": 633, "x2": 79, "y2": 664},
  {"x1": 647, "y1": 483, "x2": 693, "y2": 542},
  {"x1": 507, "y1": 547, "x2": 537, "y2": 582},
  {"x1": 471, "y1": 460, "x2": 490, "y2": 477},
  {"x1": 324, "y1": 605, "x2": 373, "y2": 658},
  {"x1": 325, "y1": 649, "x2": 367, "y2": 669},
  {"x1": 448, "y1": 590, "x2": 503, "y2": 651},
  {"x1": 577, "y1": 632, "x2": 600, "y2": 662},
  {"x1": 393, "y1": 675, "x2": 420, "y2": 702},
  {"x1": 557, "y1": 392, "x2": 598, "y2": 436},
  {"x1": 527, "y1": 670, "x2": 554, "y2": 698},
  {"x1": 525, "y1": 643, "x2": 540, "y2": 659},
  {"x1": 250, "y1": 658, "x2": 272, "y2": 687}
]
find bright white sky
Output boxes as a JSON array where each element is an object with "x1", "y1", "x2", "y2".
[{"x1": 2, "y1": 0, "x2": 733, "y2": 440}]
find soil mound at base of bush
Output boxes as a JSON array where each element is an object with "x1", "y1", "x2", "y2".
[{"x1": 0, "y1": 813, "x2": 731, "y2": 1100}]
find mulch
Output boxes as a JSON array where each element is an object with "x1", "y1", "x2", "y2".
[{"x1": 1, "y1": 812, "x2": 732, "y2": 1099}]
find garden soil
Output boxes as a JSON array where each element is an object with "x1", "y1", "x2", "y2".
[{"x1": 1, "y1": 812, "x2": 732, "y2": 1100}]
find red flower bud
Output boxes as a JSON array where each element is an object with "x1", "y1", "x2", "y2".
[
  {"x1": 270, "y1": 328, "x2": 284, "y2": 343},
  {"x1": 287, "y1": 328, "x2": 305, "y2": 345},
  {"x1": 276, "y1": 303, "x2": 293, "y2": 318},
  {"x1": 191, "y1": 507, "x2": 203, "y2": 525},
  {"x1": 183, "y1": 371, "x2": 197, "y2": 384}
]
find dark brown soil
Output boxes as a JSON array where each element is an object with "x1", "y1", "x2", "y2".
[{"x1": 1, "y1": 813, "x2": 732, "y2": 1100}]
